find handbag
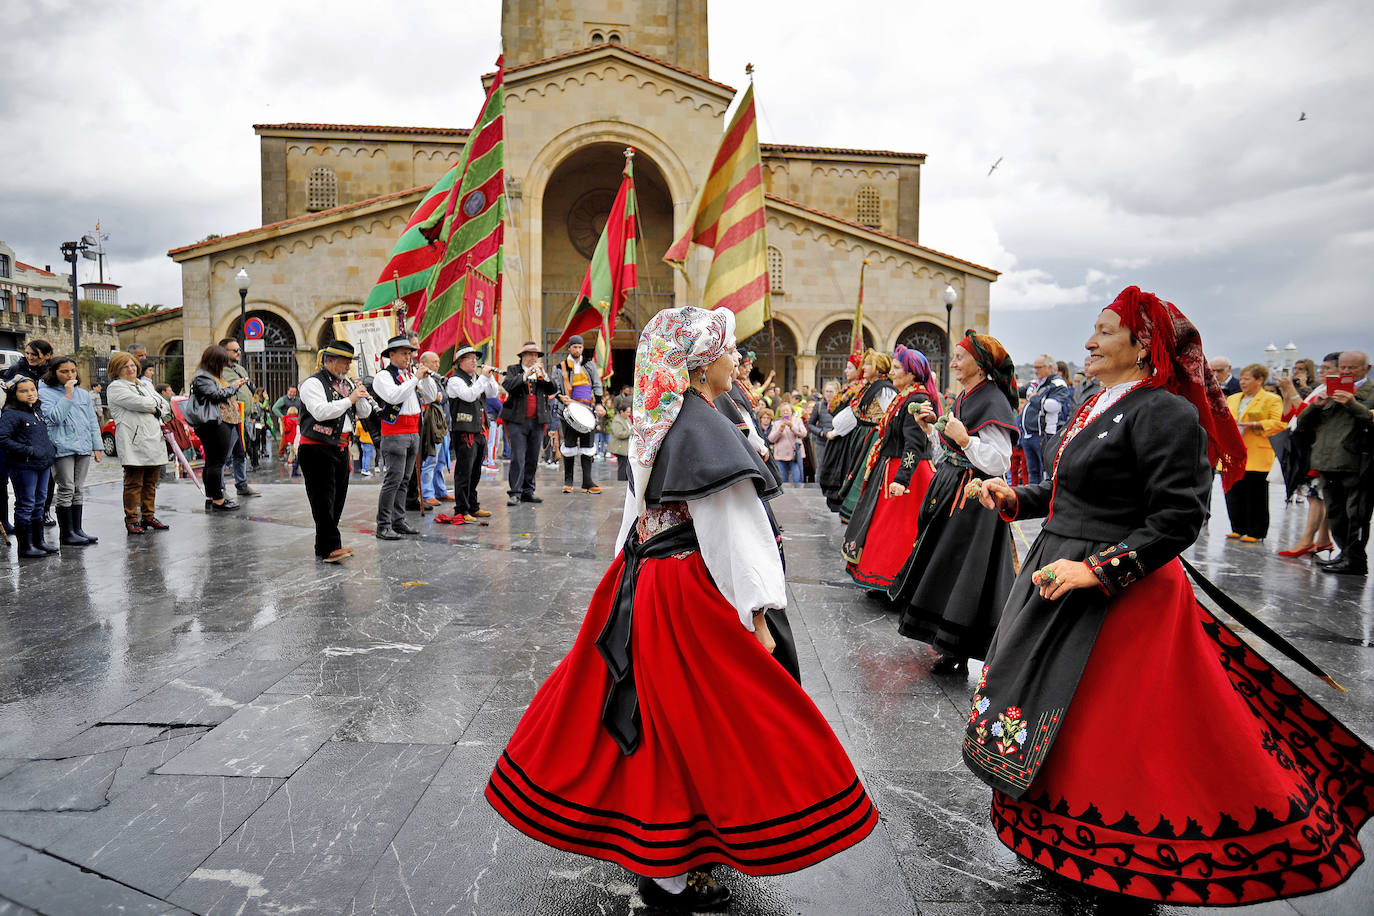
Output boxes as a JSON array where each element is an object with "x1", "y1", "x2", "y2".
[{"x1": 182, "y1": 380, "x2": 221, "y2": 427}]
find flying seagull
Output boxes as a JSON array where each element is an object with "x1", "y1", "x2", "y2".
[
  {"x1": 1298, "y1": 112, "x2": 1308, "y2": 121},
  {"x1": 987, "y1": 157, "x2": 1003, "y2": 176}
]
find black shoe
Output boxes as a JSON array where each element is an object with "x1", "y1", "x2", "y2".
[
  {"x1": 520, "y1": 495, "x2": 543, "y2": 503},
  {"x1": 393, "y1": 520, "x2": 420, "y2": 535},
  {"x1": 375, "y1": 526, "x2": 401, "y2": 540},
  {"x1": 30, "y1": 520, "x2": 59, "y2": 554},
  {"x1": 209, "y1": 499, "x2": 239, "y2": 512},
  {"x1": 1316, "y1": 552, "x2": 1345, "y2": 568},
  {"x1": 1321, "y1": 558, "x2": 1368, "y2": 576},
  {"x1": 506, "y1": 495, "x2": 521, "y2": 506},
  {"x1": 236, "y1": 486, "x2": 261, "y2": 498},
  {"x1": 70, "y1": 506, "x2": 98, "y2": 544},
  {"x1": 637, "y1": 874, "x2": 731, "y2": 912},
  {"x1": 930, "y1": 654, "x2": 969, "y2": 676}
]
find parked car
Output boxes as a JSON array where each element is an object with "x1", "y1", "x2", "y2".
[
  {"x1": 0, "y1": 349, "x2": 24, "y2": 374},
  {"x1": 101, "y1": 395, "x2": 203, "y2": 460}
]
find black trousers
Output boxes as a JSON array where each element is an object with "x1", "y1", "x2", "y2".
[
  {"x1": 194, "y1": 422, "x2": 235, "y2": 501},
  {"x1": 1324, "y1": 470, "x2": 1372, "y2": 566},
  {"x1": 1223, "y1": 470, "x2": 1270, "y2": 538},
  {"x1": 297, "y1": 443, "x2": 350, "y2": 557},
  {"x1": 505, "y1": 420, "x2": 544, "y2": 497},
  {"x1": 450, "y1": 430, "x2": 486, "y2": 514}
]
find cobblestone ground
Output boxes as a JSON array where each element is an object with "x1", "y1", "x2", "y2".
[{"x1": 0, "y1": 455, "x2": 1370, "y2": 914}]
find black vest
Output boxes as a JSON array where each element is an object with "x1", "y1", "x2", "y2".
[
  {"x1": 448, "y1": 370, "x2": 485, "y2": 433},
  {"x1": 298, "y1": 369, "x2": 351, "y2": 447},
  {"x1": 372, "y1": 364, "x2": 407, "y2": 425}
]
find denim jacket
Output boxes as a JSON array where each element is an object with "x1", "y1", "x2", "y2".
[{"x1": 38, "y1": 383, "x2": 102, "y2": 457}]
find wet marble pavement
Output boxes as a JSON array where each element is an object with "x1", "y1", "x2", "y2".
[{"x1": 0, "y1": 458, "x2": 1371, "y2": 915}]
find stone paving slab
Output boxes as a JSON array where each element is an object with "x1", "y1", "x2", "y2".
[
  {"x1": 43, "y1": 775, "x2": 282, "y2": 898},
  {"x1": 0, "y1": 837, "x2": 192, "y2": 915},
  {"x1": 103, "y1": 657, "x2": 300, "y2": 726},
  {"x1": 155, "y1": 693, "x2": 370, "y2": 778}
]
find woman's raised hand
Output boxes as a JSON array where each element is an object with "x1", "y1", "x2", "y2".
[{"x1": 977, "y1": 477, "x2": 1017, "y2": 512}]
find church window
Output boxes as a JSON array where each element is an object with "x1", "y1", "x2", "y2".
[
  {"x1": 608, "y1": 32, "x2": 621, "y2": 43},
  {"x1": 590, "y1": 30, "x2": 604, "y2": 43},
  {"x1": 856, "y1": 185, "x2": 881, "y2": 228},
  {"x1": 768, "y1": 246, "x2": 785, "y2": 293},
  {"x1": 307, "y1": 167, "x2": 338, "y2": 212}
]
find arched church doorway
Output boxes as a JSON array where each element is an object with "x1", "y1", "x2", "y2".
[
  {"x1": 740, "y1": 320, "x2": 798, "y2": 393},
  {"x1": 895, "y1": 321, "x2": 948, "y2": 384},
  {"x1": 229, "y1": 310, "x2": 299, "y2": 401},
  {"x1": 814, "y1": 320, "x2": 874, "y2": 389},
  {"x1": 540, "y1": 144, "x2": 675, "y2": 372}
]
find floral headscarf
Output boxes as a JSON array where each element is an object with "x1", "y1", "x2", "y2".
[
  {"x1": 957, "y1": 331, "x2": 1017, "y2": 409},
  {"x1": 630, "y1": 306, "x2": 736, "y2": 507},
  {"x1": 1105, "y1": 286, "x2": 1246, "y2": 490}
]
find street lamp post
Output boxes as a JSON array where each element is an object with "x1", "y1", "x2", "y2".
[
  {"x1": 942, "y1": 284, "x2": 958, "y2": 392},
  {"x1": 60, "y1": 234, "x2": 98, "y2": 352},
  {"x1": 235, "y1": 268, "x2": 251, "y2": 347}
]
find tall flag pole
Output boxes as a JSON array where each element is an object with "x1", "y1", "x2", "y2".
[
  {"x1": 849, "y1": 258, "x2": 870, "y2": 365},
  {"x1": 552, "y1": 147, "x2": 638, "y2": 379},
  {"x1": 363, "y1": 57, "x2": 505, "y2": 370},
  {"x1": 664, "y1": 65, "x2": 771, "y2": 340}
]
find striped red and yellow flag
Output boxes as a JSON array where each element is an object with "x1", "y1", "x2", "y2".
[
  {"x1": 664, "y1": 82, "x2": 770, "y2": 339},
  {"x1": 363, "y1": 58, "x2": 505, "y2": 369}
]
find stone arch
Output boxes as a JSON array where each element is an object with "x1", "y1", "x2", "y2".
[
  {"x1": 803, "y1": 310, "x2": 879, "y2": 356},
  {"x1": 739, "y1": 314, "x2": 801, "y2": 392},
  {"x1": 892, "y1": 320, "x2": 949, "y2": 375},
  {"x1": 312, "y1": 302, "x2": 365, "y2": 350},
  {"x1": 812, "y1": 318, "x2": 877, "y2": 389},
  {"x1": 215, "y1": 298, "x2": 307, "y2": 351},
  {"x1": 224, "y1": 308, "x2": 301, "y2": 401}
]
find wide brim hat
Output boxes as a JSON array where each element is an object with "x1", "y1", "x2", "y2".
[
  {"x1": 381, "y1": 334, "x2": 417, "y2": 356},
  {"x1": 517, "y1": 341, "x2": 543, "y2": 356},
  {"x1": 319, "y1": 340, "x2": 356, "y2": 360},
  {"x1": 454, "y1": 345, "x2": 480, "y2": 362}
]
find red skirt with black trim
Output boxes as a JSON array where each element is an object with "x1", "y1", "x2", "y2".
[
  {"x1": 990, "y1": 559, "x2": 1374, "y2": 905},
  {"x1": 847, "y1": 458, "x2": 935, "y2": 590},
  {"x1": 486, "y1": 550, "x2": 878, "y2": 877}
]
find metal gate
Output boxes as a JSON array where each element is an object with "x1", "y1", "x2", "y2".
[
  {"x1": 229, "y1": 311, "x2": 301, "y2": 402},
  {"x1": 540, "y1": 279, "x2": 674, "y2": 359}
]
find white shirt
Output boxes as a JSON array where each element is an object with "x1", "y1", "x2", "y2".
[
  {"x1": 615, "y1": 480, "x2": 786, "y2": 632},
  {"x1": 925, "y1": 421, "x2": 1013, "y2": 477},
  {"x1": 372, "y1": 364, "x2": 437, "y2": 416},
  {"x1": 447, "y1": 372, "x2": 501, "y2": 402},
  {"x1": 829, "y1": 387, "x2": 896, "y2": 437},
  {"x1": 298, "y1": 373, "x2": 372, "y2": 443}
]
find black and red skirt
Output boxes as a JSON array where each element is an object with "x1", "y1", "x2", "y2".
[
  {"x1": 487, "y1": 549, "x2": 878, "y2": 877},
  {"x1": 845, "y1": 458, "x2": 935, "y2": 590},
  {"x1": 988, "y1": 559, "x2": 1374, "y2": 905}
]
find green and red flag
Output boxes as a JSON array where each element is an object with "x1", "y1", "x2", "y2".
[
  {"x1": 552, "y1": 148, "x2": 638, "y2": 374},
  {"x1": 664, "y1": 81, "x2": 770, "y2": 339},
  {"x1": 362, "y1": 57, "x2": 505, "y2": 369}
]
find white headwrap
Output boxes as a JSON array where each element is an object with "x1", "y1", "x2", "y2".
[{"x1": 629, "y1": 306, "x2": 737, "y2": 512}]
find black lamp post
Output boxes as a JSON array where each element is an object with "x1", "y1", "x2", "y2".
[
  {"x1": 60, "y1": 234, "x2": 98, "y2": 351},
  {"x1": 942, "y1": 284, "x2": 958, "y2": 391},
  {"x1": 234, "y1": 268, "x2": 250, "y2": 345}
]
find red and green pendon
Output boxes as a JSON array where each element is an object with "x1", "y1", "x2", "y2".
[
  {"x1": 363, "y1": 57, "x2": 505, "y2": 367},
  {"x1": 552, "y1": 151, "x2": 638, "y2": 370}
]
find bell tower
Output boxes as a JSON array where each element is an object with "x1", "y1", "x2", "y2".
[{"x1": 500, "y1": 0, "x2": 709, "y2": 74}]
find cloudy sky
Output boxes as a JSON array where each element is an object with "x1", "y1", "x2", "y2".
[{"x1": 5, "y1": 0, "x2": 1372, "y2": 367}]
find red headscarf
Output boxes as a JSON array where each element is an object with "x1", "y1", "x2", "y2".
[
  {"x1": 957, "y1": 331, "x2": 1018, "y2": 409},
  {"x1": 1105, "y1": 286, "x2": 1247, "y2": 490}
]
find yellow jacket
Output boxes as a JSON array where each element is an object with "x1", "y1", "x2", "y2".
[{"x1": 1227, "y1": 389, "x2": 1285, "y2": 473}]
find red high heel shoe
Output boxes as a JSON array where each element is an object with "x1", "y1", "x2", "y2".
[
  {"x1": 1311, "y1": 542, "x2": 1335, "y2": 555},
  {"x1": 1278, "y1": 543, "x2": 1314, "y2": 557}
]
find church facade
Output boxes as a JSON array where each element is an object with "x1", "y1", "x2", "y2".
[{"x1": 168, "y1": 0, "x2": 996, "y2": 396}]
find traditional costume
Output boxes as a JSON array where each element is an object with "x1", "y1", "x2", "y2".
[
  {"x1": 297, "y1": 341, "x2": 372, "y2": 560},
  {"x1": 555, "y1": 335, "x2": 604, "y2": 493},
  {"x1": 371, "y1": 335, "x2": 437, "y2": 539},
  {"x1": 817, "y1": 361, "x2": 865, "y2": 507},
  {"x1": 831, "y1": 352, "x2": 896, "y2": 520},
  {"x1": 842, "y1": 346, "x2": 940, "y2": 590},
  {"x1": 487, "y1": 307, "x2": 876, "y2": 909},
  {"x1": 446, "y1": 347, "x2": 501, "y2": 520},
  {"x1": 968, "y1": 287, "x2": 1374, "y2": 905},
  {"x1": 890, "y1": 333, "x2": 1019, "y2": 671}
]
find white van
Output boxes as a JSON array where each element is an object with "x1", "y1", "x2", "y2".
[{"x1": 0, "y1": 349, "x2": 24, "y2": 374}]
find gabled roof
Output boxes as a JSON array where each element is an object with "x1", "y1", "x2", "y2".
[
  {"x1": 15, "y1": 261, "x2": 57, "y2": 277},
  {"x1": 762, "y1": 143, "x2": 926, "y2": 162},
  {"x1": 113, "y1": 306, "x2": 182, "y2": 330},
  {"x1": 765, "y1": 194, "x2": 999, "y2": 279},
  {"x1": 486, "y1": 43, "x2": 736, "y2": 98},
  {"x1": 168, "y1": 187, "x2": 425, "y2": 261},
  {"x1": 254, "y1": 123, "x2": 469, "y2": 138}
]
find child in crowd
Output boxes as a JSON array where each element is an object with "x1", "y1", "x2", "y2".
[
  {"x1": 356, "y1": 421, "x2": 374, "y2": 477},
  {"x1": 281, "y1": 407, "x2": 300, "y2": 466},
  {"x1": 0, "y1": 379, "x2": 59, "y2": 558}
]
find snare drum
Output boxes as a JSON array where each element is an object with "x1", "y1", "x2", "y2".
[{"x1": 563, "y1": 400, "x2": 597, "y2": 434}]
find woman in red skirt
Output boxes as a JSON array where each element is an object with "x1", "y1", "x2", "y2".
[
  {"x1": 487, "y1": 305, "x2": 877, "y2": 911},
  {"x1": 971, "y1": 286, "x2": 1374, "y2": 905},
  {"x1": 843, "y1": 345, "x2": 941, "y2": 590}
]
